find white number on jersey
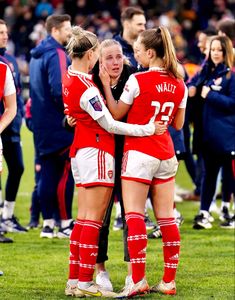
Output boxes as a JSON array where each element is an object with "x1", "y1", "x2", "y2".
[{"x1": 150, "y1": 101, "x2": 175, "y2": 124}]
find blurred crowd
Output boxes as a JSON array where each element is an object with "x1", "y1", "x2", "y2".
[{"x1": 0, "y1": 0, "x2": 234, "y2": 70}]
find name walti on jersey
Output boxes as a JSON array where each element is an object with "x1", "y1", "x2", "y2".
[{"x1": 156, "y1": 82, "x2": 176, "y2": 94}]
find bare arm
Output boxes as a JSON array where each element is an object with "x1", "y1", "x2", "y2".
[
  {"x1": 0, "y1": 93, "x2": 17, "y2": 134},
  {"x1": 171, "y1": 108, "x2": 186, "y2": 130}
]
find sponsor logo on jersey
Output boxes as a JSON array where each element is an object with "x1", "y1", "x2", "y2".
[{"x1": 89, "y1": 96, "x2": 102, "y2": 111}]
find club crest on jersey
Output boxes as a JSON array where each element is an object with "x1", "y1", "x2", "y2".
[
  {"x1": 108, "y1": 170, "x2": 113, "y2": 179},
  {"x1": 89, "y1": 96, "x2": 103, "y2": 111}
]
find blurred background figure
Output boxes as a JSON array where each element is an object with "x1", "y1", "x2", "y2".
[
  {"x1": 29, "y1": 14, "x2": 74, "y2": 238},
  {"x1": 0, "y1": 60, "x2": 17, "y2": 242},
  {"x1": 0, "y1": 19, "x2": 26, "y2": 233}
]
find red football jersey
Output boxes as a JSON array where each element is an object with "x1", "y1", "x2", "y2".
[
  {"x1": 62, "y1": 68, "x2": 115, "y2": 157},
  {"x1": 120, "y1": 68, "x2": 187, "y2": 160}
]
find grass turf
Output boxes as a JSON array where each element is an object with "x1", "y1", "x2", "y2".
[{"x1": 0, "y1": 125, "x2": 234, "y2": 299}]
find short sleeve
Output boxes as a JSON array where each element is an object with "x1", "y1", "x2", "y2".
[
  {"x1": 4, "y1": 65, "x2": 16, "y2": 96},
  {"x1": 80, "y1": 86, "x2": 106, "y2": 120},
  {"x1": 120, "y1": 74, "x2": 140, "y2": 105},
  {"x1": 178, "y1": 83, "x2": 188, "y2": 109}
]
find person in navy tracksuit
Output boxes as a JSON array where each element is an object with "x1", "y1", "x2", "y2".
[
  {"x1": 29, "y1": 14, "x2": 74, "y2": 238},
  {"x1": 24, "y1": 98, "x2": 41, "y2": 229},
  {"x1": 0, "y1": 19, "x2": 26, "y2": 233},
  {"x1": 113, "y1": 6, "x2": 146, "y2": 70},
  {"x1": 192, "y1": 35, "x2": 235, "y2": 229}
]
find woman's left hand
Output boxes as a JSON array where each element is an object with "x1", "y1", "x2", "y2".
[
  {"x1": 154, "y1": 121, "x2": 167, "y2": 135},
  {"x1": 99, "y1": 64, "x2": 111, "y2": 87},
  {"x1": 67, "y1": 115, "x2": 77, "y2": 127},
  {"x1": 201, "y1": 86, "x2": 210, "y2": 99}
]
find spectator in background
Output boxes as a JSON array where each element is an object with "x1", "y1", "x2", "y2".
[
  {"x1": 182, "y1": 27, "x2": 217, "y2": 202},
  {"x1": 35, "y1": 0, "x2": 54, "y2": 20},
  {"x1": 29, "y1": 14, "x2": 74, "y2": 238},
  {"x1": 0, "y1": 19, "x2": 26, "y2": 233},
  {"x1": 192, "y1": 35, "x2": 235, "y2": 229},
  {"x1": 114, "y1": 6, "x2": 146, "y2": 70},
  {"x1": 24, "y1": 98, "x2": 41, "y2": 229},
  {"x1": 0, "y1": 61, "x2": 17, "y2": 242},
  {"x1": 217, "y1": 18, "x2": 235, "y2": 67}
]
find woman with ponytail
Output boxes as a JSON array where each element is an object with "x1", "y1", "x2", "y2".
[{"x1": 100, "y1": 26, "x2": 188, "y2": 297}]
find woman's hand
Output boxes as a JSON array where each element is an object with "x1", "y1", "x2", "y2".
[
  {"x1": 67, "y1": 115, "x2": 77, "y2": 127},
  {"x1": 201, "y1": 85, "x2": 210, "y2": 98},
  {"x1": 99, "y1": 64, "x2": 111, "y2": 87},
  {"x1": 154, "y1": 121, "x2": 167, "y2": 135},
  {"x1": 188, "y1": 86, "x2": 197, "y2": 97}
]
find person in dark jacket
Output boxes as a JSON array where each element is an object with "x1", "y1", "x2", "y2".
[
  {"x1": 113, "y1": 6, "x2": 146, "y2": 70},
  {"x1": 29, "y1": 14, "x2": 74, "y2": 238},
  {"x1": 92, "y1": 39, "x2": 135, "y2": 292},
  {"x1": 0, "y1": 19, "x2": 26, "y2": 233},
  {"x1": 192, "y1": 35, "x2": 235, "y2": 229}
]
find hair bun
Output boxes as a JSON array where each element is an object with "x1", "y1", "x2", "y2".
[{"x1": 72, "y1": 26, "x2": 85, "y2": 38}]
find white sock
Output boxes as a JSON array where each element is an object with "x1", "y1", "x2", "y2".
[
  {"x1": 2, "y1": 200, "x2": 15, "y2": 219},
  {"x1": 68, "y1": 279, "x2": 78, "y2": 286},
  {"x1": 43, "y1": 219, "x2": 54, "y2": 229},
  {"x1": 78, "y1": 281, "x2": 93, "y2": 289},
  {"x1": 115, "y1": 201, "x2": 121, "y2": 218},
  {"x1": 221, "y1": 202, "x2": 230, "y2": 209},
  {"x1": 200, "y1": 210, "x2": 210, "y2": 218},
  {"x1": 61, "y1": 219, "x2": 73, "y2": 228}
]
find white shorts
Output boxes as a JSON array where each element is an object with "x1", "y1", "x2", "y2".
[
  {"x1": 71, "y1": 147, "x2": 115, "y2": 187},
  {"x1": 121, "y1": 150, "x2": 178, "y2": 185}
]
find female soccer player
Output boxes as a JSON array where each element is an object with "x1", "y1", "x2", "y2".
[
  {"x1": 100, "y1": 26, "x2": 188, "y2": 297},
  {"x1": 62, "y1": 26, "x2": 165, "y2": 298}
]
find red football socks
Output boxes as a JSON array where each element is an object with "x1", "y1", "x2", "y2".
[
  {"x1": 126, "y1": 212, "x2": 147, "y2": 283},
  {"x1": 78, "y1": 219, "x2": 102, "y2": 282},
  {"x1": 69, "y1": 219, "x2": 84, "y2": 279},
  {"x1": 158, "y1": 217, "x2": 180, "y2": 282}
]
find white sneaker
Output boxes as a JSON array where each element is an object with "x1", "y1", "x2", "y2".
[
  {"x1": 96, "y1": 271, "x2": 113, "y2": 292},
  {"x1": 150, "y1": 280, "x2": 176, "y2": 295},
  {"x1": 116, "y1": 277, "x2": 149, "y2": 298},
  {"x1": 175, "y1": 184, "x2": 190, "y2": 196},
  {"x1": 209, "y1": 202, "x2": 220, "y2": 215},
  {"x1": 65, "y1": 283, "x2": 85, "y2": 297},
  {"x1": 174, "y1": 192, "x2": 183, "y2": 203},
  {"x1": 193, "y1": 212, "x2": 212, "y2": 229},
  {"x1": 119, "y1": 275, "x2": 132, "y2": 293},
  {"x1": 78, "y1": 282, "x2": 116, "y2": 298}
]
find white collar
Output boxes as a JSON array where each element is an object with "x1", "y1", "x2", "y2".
[
  {"x1": 68, "y1": 66, "x2": 93, "y2": 79},
  {"x1": 149, "y1": 66, "x2": 166, "y2": 72}
]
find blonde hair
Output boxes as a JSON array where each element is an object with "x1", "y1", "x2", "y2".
[
  {"x1": 139, "y1": 26, "x2": 183, "y2": 79},
  {"x1": 99, "y1": 39, "x2": 130, "y2": 65},
  {"x1": 66, "y1": 26, "x2": 98, "y2": 59}
]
